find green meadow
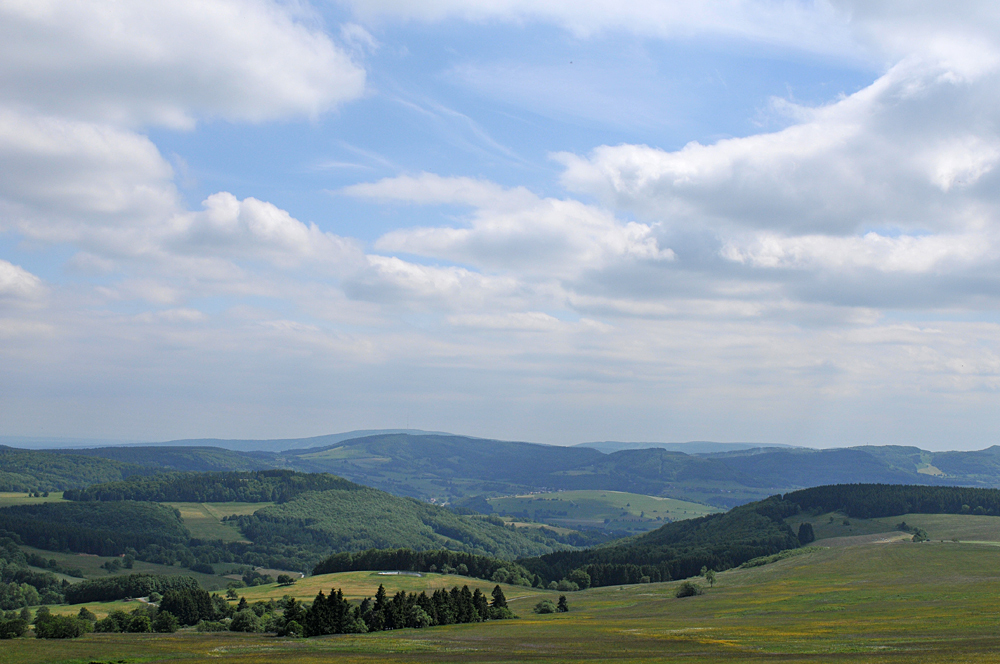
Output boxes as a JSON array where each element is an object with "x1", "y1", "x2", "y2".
[
  {"x1": 11, "y1": 529, "x2": 1000, "y2": 662},
  {"x1": 488, "y1": 489, "x2": 719, "y2": 532},
  {"x1": 163, "y1": 501, "x2": 271, "y2": 542},
  {"x1": 0, "y1": 491, "x2": 65, "y2": 506}
]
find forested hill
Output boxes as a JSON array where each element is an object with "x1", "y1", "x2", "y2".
[
  {"x1": 11, "y1": 435, "x2": 1000, "y2": 508},
  {"x1": 63, "y1": 470, "x2": 357, "y2": 503},
  {"x1": 55, "y1": 446, "x2": 279, "y2": 472},
  {"x1": 0, "y1": 446, "x2": 158, "y2": 491},
  {"x1": 519, "y1": 483, "x2": 1000, "y2": 589}
]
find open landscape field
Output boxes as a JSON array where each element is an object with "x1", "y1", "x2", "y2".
[
  {"x1": 9, "y1": 536, "x2": 1000, "y2": 663},
  {"x1": 18, "y1": 544, "x2": 230, "y2": 590},
  {"x1": 488, "y1": 490, "x2": 720, "y2": 533},
  {"x1": 163, "y1": 501, "x2": 271, "y2": 542},
  {"x1": 787, "y1": 511, "x2": 1000, "y2": 543},
  {"x1": 0, "y1": 491, "x2": 65, "y2": 506}
]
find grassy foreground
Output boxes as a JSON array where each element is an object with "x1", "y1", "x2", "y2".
[{"x1": 8, "y1": 538, "x2": 1000, "y2": 663}]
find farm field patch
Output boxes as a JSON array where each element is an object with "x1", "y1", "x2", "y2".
[
  {"x1": 163, "y1": 501, "x2": 271, "y2": 542},
  {"x1": 9, "y1": 541, "x2": 1000, "y2": 662},
  {"x1": 488, "y1": 489, "x2": 719, "y2": 532}
]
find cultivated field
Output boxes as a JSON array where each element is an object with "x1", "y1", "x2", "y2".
[
  {"x1": 488, "y1": 489, "x2": 719, "y2": 532},
  {"x1": 18, "y1": 544, "x2": 229, "y2": 589},
  {"x1": 10, "y1": 535, "x2": 1000, "y2": 662},
  {"x1": 163, "y1": 501, "x2": 271, "y2": 542},
  {"x1": 787, "y1": 511, "x2": 1000, "y2": 543},
  {"x1": 0, "y1": 491, "x2": 65, "y2": 506}
]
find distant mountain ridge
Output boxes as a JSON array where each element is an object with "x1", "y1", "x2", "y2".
[
  {"x1": 7, "y1": 433, "x2": 1000, "y2": 510},
  {"x1": 577, "y1": 441, "x2": 799, "y2": 454}
]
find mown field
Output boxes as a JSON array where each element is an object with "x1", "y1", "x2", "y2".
[
  {"x1": 10, "y1": 533, "x2": 1000, "y2": 663},
  {"x1": 0, "y1": 491, "x2": 65, "y2": 506},
  {"x1": 488, "y1": 490, "x2": 719, "y2": 532},
  {"x1": 18, "y1": 544, "x2": 229, "y2": 590},
  {"x1": 787, "y1": 510, "x2": 1000, "y2": 543},
  {"x1": 163, "y1": 501, "x2": 270, "y2": 542}
]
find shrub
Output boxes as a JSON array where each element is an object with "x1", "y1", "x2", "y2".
[
  {"x1": 532, "y1": 599, "x2": 556, "y2": 614},
  {"x1": 153, "y1": 610, "x2": 179, "y2": 633},
  {"x1": 34, "y1": 614, "x2": 91, "y2": 639},
  {"x1": 675, "y1": 581, "x2": 703, "y2": 598},
  {"x1": 196, "y1": 620, "x2": 230, "y2": 632}
]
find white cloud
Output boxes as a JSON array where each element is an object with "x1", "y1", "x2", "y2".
[
  {"x1": 0, "y1": 260, "x2": 45, "y2": 303},
  {"x1": 0, "y1": 0, "x2": 366, "y2": 129},
  {"x1": 349, "y1": 173, "x2": 673, "y2": 280},
  {"x1": 557, "y1": 60, "x2": 1000, "y2": 238},
  {"x1": 168, "y1": 193, "x2": 364, "y2": 270},
  {"x1": 0, "y1": 108, "x2": 178, "y2": 254},
  {"x1": 341, "y1": 0, "x2": 856, "y2": 58}
]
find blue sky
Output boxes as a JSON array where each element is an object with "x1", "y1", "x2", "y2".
[{"x1": 2, "y1": 1, "x2": 1000, "y2": 449}]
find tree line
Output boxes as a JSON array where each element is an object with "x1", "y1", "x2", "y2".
[
  {"x1": 63, "y1": 470, "x2": 358, "y2": 504},
  {"x1": 312, "y1": 548, "x2": 535, "y2": 586},
  {"x1": 784, "y1": 484, "x2": 1000, "y2": 519}
]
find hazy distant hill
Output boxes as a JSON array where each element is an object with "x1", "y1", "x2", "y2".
[
  {"x1": 8, "y1": 432, "x2": 1000, "y2": 510},
  {"x1": 577, "y1": 441, "x2": 798, "y2": 454},
  {"x1": 156, "y1": 429, "x2": 451, "y2": 453}
]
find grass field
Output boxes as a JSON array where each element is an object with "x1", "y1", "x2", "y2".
[
  {"x1": 163, "y1": 501, "x2": 270, "y2": 542},
  {"x1": 18, "y1": 544, "x2": 230, "y2": 590},
  {"x1": 488, "y1": 489, "x2": 719, "y2": 532},
  {"x1": 9, "y1": 538, "x2": 1000, "y2": 662},
  {"x1": 0, "y1": 491, "x2": 65, "y2": 505},
  {"x1": 233, "y1": 571, "x2": 548, "y2": 605},
  {"x1": 787, "y1": 511, "x2": 1000, "y2": 543}
]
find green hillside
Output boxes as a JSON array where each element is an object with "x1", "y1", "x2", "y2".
[
  {"x1": 236, "y1": 488, "x2": 566, "y2": 560},
  {"x1": 488, "y1": 489, "x2": 720, "y2": 533},
  {"x1": 0, "y1": 446, "x2": 157, "y2": 492},
  {"x1": 9, "y1": 537, "x2": 1000, "y2": 662}
]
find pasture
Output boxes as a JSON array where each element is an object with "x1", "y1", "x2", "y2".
[
  {"x1": 11, "y1": 537, "x2": 1000, "y2": 662},
  {"x1": 488, "y1": 489, "x2": 719, "y2": 532},
  {"x1": 163, "y1": 501, "x2": 270, "y2": 542},
  {"x1": 0, "y1": 491, "x2": 65, "y2": 506}
]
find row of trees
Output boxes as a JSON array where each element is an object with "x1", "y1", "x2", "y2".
[
  {"x1": 300, "y1": 583, "x2": 515, "y2": 637},
  {"x1": 64, "y1": 470, "x2": 358, "y2": 504},
  {"x1": 65, "y1": 573, "x2": 199, "y2": 605},
  {"x1": 785, "y1": 484, "x2": 1000, "y2": 519},
  {"x1": 313, "y1": 548, "x2": 535, "y2": 586}
]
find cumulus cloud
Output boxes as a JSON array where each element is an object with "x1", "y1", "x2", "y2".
[
  {"x1": 168, "y1": 193, "x2": 364, "y2": 270},
  {"x1": 0, "y1": 0, "x2": 366, "y2": 128},
  {"x1": 558, "y1": 60, "x2": 1000, "y2": 238},
  {"x1": 348, "y1": 173, "x2": 673, "y2": 281},
  {"x1": 0, "y1": 260, "x2": 45, "y2": 303}
]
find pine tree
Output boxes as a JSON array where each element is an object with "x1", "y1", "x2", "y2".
[{"x1": 490, "y1": 585, "x2": 507, "y2": 609}]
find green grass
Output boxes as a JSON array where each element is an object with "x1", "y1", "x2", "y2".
[
  {"x1": 163, "y1": 501, "x2": 270, "y2": 542},
  {"x1": 17, "y1": 544, "x2": 230, "y2": 590},
  {"x1": 488, "y1": 489, "x2": 719, "y2": 532},
  {"x1": 0, "y1": 491, "x2": 65, "y2": 506},
  {"x1": 10, "y1": 539, "x2": 1000, "y2": 662},
  {"x1": 232, "y1": 571, "x2": 546, "y2": 605},
  {"x1": 788, "y1": 511, "x2": 1000, "y2": 543}
]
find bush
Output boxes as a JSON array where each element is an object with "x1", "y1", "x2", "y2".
[
  {"x1": 34, "y1": 614, "x2": 91, "y2": 639},
  {"x1": 230, "y1": 609, "x2": 263, "y2": 633},
  {"x1": 0, "y1": 617, "x2": 28, "y2": 639},
  {"x1": 190, "y1": 562, "x2": 215, "y2": 575},
  {"x1": 196, "y1": 620, "x2": 230, "y2": 632},
  {"x1": 555, "y1": 580, "x2": 579, "y2": 592},
  {"x1": 153, "y1": 610, "x2": 179, "y2": 633},
  {"x1": 533, "y1": 599, "x2": 557, "y2": 614},
  {"x1": 675, "y1": 581, "x2": 703, "y2": 598}
]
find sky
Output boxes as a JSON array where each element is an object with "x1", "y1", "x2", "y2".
[{"x1": 2, "y1": 1, "x2": 1000, "y2": 450}]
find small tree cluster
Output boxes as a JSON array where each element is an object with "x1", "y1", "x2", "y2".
[{"x1": 299, "y1": 584, "x2": 515, "y2": 637}]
